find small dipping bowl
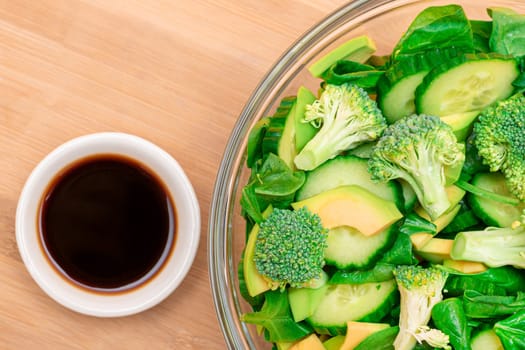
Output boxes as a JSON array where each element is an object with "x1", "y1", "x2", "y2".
[{"x1": 16, "y1": 132, "x2": 200, "y2": 317}]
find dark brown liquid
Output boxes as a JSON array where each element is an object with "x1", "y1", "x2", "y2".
[{"x1": 39, "y1": 155, "x2": 175, "y2": 292}]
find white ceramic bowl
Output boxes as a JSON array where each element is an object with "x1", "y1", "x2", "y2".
[{"x1": 16, "y1": 132, "x2": 200, "y2": 317}]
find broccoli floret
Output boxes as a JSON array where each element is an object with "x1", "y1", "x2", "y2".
[
  {"x1": 368, "y1": 114, "x2": 465, "y2": 220},
  {"x1": 473, "y1": 93, "x2": 525, "y2": 201},
  {"x1": 294, "y1": 83, "x2": 386, "y2": 171},
  {"x1": 393, "y1": 265, "x2": 450, "y2": 350},
  {"x1": 254, "y1": 207, "x2": 328, "y2": 289},
  {"x1": 451, "y1": 213, "x2": 525, "y2": 269}
]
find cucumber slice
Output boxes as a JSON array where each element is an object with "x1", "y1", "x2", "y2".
[
  {"x1": 262, "y1": 96, "x2": 297, "y2": 168},
  {"x1": 307, "y1": 280, "x2": 398, "y2": 335},
  {"x1": 471, "y1": 329, "x2": 504, "y2": 350},
  {"x1": 295, "y1": 155, "x2": 403, "y2": 208},
  {"x1": 467, "y1": 172, "x2": 525, "y2": 227},
  {"x1": 324, "y1": 225, "x2": 396, "y2": 270},
  {"x1": 377, "y1": 49, "x2": 461, "y2": 123},
  {"x1": 416, "y1": 53, "x2": 519, "y2": 116}
]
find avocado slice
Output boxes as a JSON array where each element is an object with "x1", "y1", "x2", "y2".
[
  {"x1": 411, "y1": 204, "x2": 462, "y2": 249},
  {"x1": 323, "y1": 336, "x2": 345, "y2": 350},
  {"x1": 289, "y1": 334, "x2": 325, "y2": 350},
  {"x1": 415, "y1": 237, "x2": 454, "y2": 263},
  {"x1": 288, "y1": 284, "x2": 329, "y2": 322},
  {"x1": 294, "y1": 86, "x2": 318, "y2": 152},
  {"x1": 243, "y1": 222, "x2": 271, "y2": 297},
  {"x1": 443, "y1": 259, "x2": 488, "y2": 274},
  {"x1": 292, "y1": 185, "x2": 402, "y2": 236},
  {"x1": 308, "y1": 35, "x2": 377, "y2": 78},
  {"x1": 341, "y1": 322, "x2": 390, "y2": 350}
]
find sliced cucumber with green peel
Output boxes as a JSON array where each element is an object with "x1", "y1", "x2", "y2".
[
  {"x1": 295, "y1": 155, "x2": 402, "y2": 207},
  {"x1": 467, "y1": 172, "x2": 525, "y2": 227},
  {"x1": 261, "y1": 96, "x2": 297, "y2": 168},
  {"x1": 324, "y1": 225, "x2": 396, "y2": 270},
  {"x1": 307, "y1": 280, "x2": 398, "y2": 335},
  {"x1": 471, "y1": 329, "x2": 504, "y2": 350},
  {"x1": 416, "y1": 53, "x2": 519, "y2": 116},
  {"x1": 377, "y1": 48, "x2": 461, "y2": 123}
]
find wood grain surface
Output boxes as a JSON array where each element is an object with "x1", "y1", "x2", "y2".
[{"x1": 0, "y1": 1, "x2": 346, "y2": 349}]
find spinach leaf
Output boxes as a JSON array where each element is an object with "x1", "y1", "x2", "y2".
[
  {"x1": 379, "y1": 232, "x2": 418, "y2": 265},
  {"x1": 330, "y1": 263, "x2": 395, "y2": 284},
  {"x1": 254, "y1": 153, "x2": 305, "y2": 198},
  {"x1": 392, "y1": 4, "x2": 473, "y2": 60},
  {"x1": 398, "y1": 212, "x2": 436, "y2": 236},
  {"x1": 320, "y1": 60, "x2": 384, "y2": 90},
  {"x1": 432, "y1": 298, "x2": 471, "y2": 350},
  {"x1": 464, "y1": 290, "x2": 525, "y2": 319},
  {"x1": 247, "y1": 117, "x2": 270, "y2": 168},
  {"x1": 242, "y1": 290, "x2": 313, "y2": 342},
  {"x1": 489, "y1": 7, "x2": 525, "y2": 57},
  {"x1": 470, "y1": 20, "x2": 492, "y2": 53},
  {"x1": 494, "y1": 310, "x2": 525, "y2": 349},
  {"x1": 354, "y1": 326, "x2": 399, "y2": 350},
  {"x1": 444, "y1": 266, "x2": 525, "y2": 299},
  {"x1": 240, "y1": 154, "x2": 305, "y2": 223}
]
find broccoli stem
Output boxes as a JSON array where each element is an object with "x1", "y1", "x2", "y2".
[
  {"x1": 404, "y1": 148, "x2": 451, "y2": 220},
  {"x1": 414, "y1": 168, "x2": 450, "y2": 220},
  {"x1": 451, "y1": 228, "x2": 525, "y2": 268}
]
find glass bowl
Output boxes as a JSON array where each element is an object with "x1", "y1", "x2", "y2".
[{"x1": 208, "y1": 0, "x2": 525, "y2": 348}]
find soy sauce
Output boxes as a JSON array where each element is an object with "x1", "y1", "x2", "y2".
[{"x1": 39, "y1": 155, "x2": 176, "y2": 292}]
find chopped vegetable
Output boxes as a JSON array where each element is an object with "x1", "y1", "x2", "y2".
[
  {"x1": 254, "y1": 207, "x2": 327, "y2": 289},
  {"x1": 238, "y1": 5, "x2": 525, "y2": 349},
  {"x1": 450, "y1": 213, "x2": 525, "y2": 269},
  {"x1": 393, "y1": 265, "x2": 450, "y2": 350},
  {"x1": 368, "y1": 114, "x2": 465, "y2": 220},
  {"x1": 294, "y1": 83, "x2": 386, "y2": 171},
  {"x1": 473, "y1": 93, "x2": 525, "y2": 201}
]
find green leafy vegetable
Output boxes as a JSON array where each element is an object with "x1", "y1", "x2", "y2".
[
  {"x1": 247, "y1": 117, "x2": 270, "y2": 168},
  {"x1": 398, "y1": 213, "x2": 437, "y2": 236},
  {"x1": 494, "y1": 309, "x2": 525, "y2": 349},
  {"x1": 241, "y1": 154, "x2": 305, "y2": 223},
  {"x1": 242, "y1": 290, "x2": 313, "y2": 342},
  {"x1": 320, "y1": 60, "x2": 384, "y2": 90},
  {"x1": 354, "y1": 326, "x2": 400, "y2": 350},
  {"x1": 329, "y1": 263, "x2": 395, "y2": 284},
  {"x1": 489, "y1": 7, "x2": 525, "y2": 57},
  {"x1": 443, "y1": 266, "x2": 525, "y2": 299},
  {"x1": 432, "y1": 298, "x2": 471, "y2": 350},
  {"x1": 379, "y1": 232, "x2": 418, "y2": 265},
  {"x1": 392, "y1": 4, "x2": 473, "y2": 60},
  {"x1": 463, "y1": 290, "x2": 525, "y2": 319},
  {"x1": 470, "y1": 20, "x2": 492, "y2": 53}
]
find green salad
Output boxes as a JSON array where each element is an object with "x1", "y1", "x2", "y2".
[{"x1": 238, "y1": 4, "x2": 525, "y2": 350}]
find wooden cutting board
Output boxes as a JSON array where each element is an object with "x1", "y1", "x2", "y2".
[{"x1": 0, "y1": 1, "x2": 346, "y2": 348}]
